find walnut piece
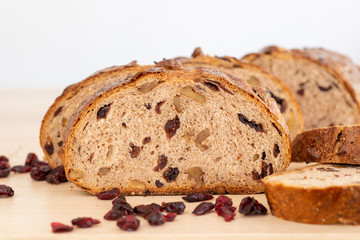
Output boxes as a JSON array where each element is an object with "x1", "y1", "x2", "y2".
[{"x1": 179, "y1": 86, "x2": 206, "y2": 104}]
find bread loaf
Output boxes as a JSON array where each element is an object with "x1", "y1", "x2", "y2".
[
  {"x1": 61, "y1": 60, "x2": 291, "y2": 195},
  {"x1": 263, "y1": 164, "x2": 360, "y2": 224},
  {"x1": 40, "y1": 61, "x2": 149, "y2": 168},
  {"x1": 292, "y1": 125, "x2": 360, "y2": 164},
  {"x1": 176, "y1": 47, "x2": 303, "y2": 139},
  {"x1": 242, "y1": 46, "x2": 360, "y2": 130}
]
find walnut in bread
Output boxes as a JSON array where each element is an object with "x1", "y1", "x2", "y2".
[{"x1": 61, "y1": 60, "x2": 291, "y2": 195}]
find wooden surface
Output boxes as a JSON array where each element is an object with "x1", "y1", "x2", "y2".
[{"x1": 0, "y1": 89, "x2": 359, "y2": 240}]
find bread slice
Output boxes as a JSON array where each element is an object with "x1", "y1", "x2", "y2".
[
  {"x1": 60, "y1": 60, "x2": 291, "y2": 195},
  {"x1": 295, "y1": 48, "x2": 360, "y2": 94},
  {"x1": 176, "y1": 47, "x2": 303, "y2": 139},
  {"x1": 292, "y1": 125, "x2": 360, "y2": 164},
  {"x1": 242, "y1": 46, "x2": 360, "y2": 130},
  {"x1": 40, "y1": 61, "x2": 150, "y2": 168},
  {"x1": 263, "y1": 164, "x2": 360, "y2": 224}
]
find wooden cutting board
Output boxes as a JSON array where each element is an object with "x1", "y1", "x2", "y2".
[{"x1": 0, "y1": 90, "x2": 359, "y2": 240}]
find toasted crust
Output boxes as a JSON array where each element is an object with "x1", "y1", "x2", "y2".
[
  {"x1": 292, "y1": 125, "x2": 360, "y2": 164},
  {"x1": 263, "y1": 164, "x2": 360, "y2": 225},
  {"x1": 40, "y1": 61, "x2": 150, "y2": 168},
  {"x1": 176, "y1": 48, "x2": 303, "y2": 138},
  {"x1": 61, "y1": 60, "x2": 291, "y2": 195}
]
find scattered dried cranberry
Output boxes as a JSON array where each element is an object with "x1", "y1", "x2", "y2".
[
  {"x1": 0, "y1": 184, "x2": 14, "y2": 198},
  {"x1": 117, "y1": 215, "x2": 140, "y2": 231},
  {"x1": 25, "y1": 153, "x2": 49, "y2": 168},
  {"x1": 30, "y1": 165, "x2": 52, "y2": 181},
  {"x1": 163, "y1": 167, "x2": 179, "y2": 183},
  {"x1": 51, "y1": 222, "x2": 73, "y2": 233},
  {"x1": 10, "y1": 165, "x2": 32, "y2": 173},
  {"x1": 71, "y1": 217, "x2": 100, "y2": 228},
  {"x1": 96, "y1": 188, "x2": 120, "y2": 200},
  {"x1": 134, "y1": 203, "x2": 162, "y2": 218},
  {"x1": 0, "y1": 161, "x2": 11, "y2": 178},
  {"x1": 112, "y1": 201, "x2": 134, "y2": 215},
  {"x1": 239, "y1": 197, "x2": 267, "y2": 216},
  {"x1": 182, "y1": 193, "x2": 214, "y2": 202},
  {"x1": 161, "y1": 202, "x2": 186, "y2": 214},
  {"x1": 0, "y1": 155, "x2": 9, "y2": 162},
  {"x1": 164, "y1": 213, "x2": 177, "y2": 222},
  {"x1": 215, "y1": 195, "x2": 236, "y2": 222},
  {"x1": 45, "y1": 166, "x2": 68, "y2": 184},
  {"x1": 192, "y1": 202, "x2": 215, "y2": 215},
  {"x1": 112, "y1": 195, "x2": 127, "y2": 205},
  {"x1": 104, "y1": 209, "x2": 127, "y2": 220},
  {"x1": 147, "y1": 211, "x2": 166, "y2": 226}
]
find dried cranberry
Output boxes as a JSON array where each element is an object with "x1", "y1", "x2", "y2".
[
  {"x1": 0, "y1": 161, "x2": 10, "y2": 178},
  {"x1": 147, "y1": 212, "x2": 166, "y2": 226},
  {"x1": 155, "y1": 180, "x2": 164, "y2": 188},
  {"x1": 0, "y1": 184, "x2": 14, "y2": 198},
  {"x1": 96, "y1": 188, "x2": 120, "y2": 200},
  {"x1": 163, "y1": 167, "x2": 179, "y2": 183},
  {"x1": 25, "y1": 153, "x2": 49, "y2": 168},
  {"x1": 215, "y1": 195, "x2": 233, "y2": 206},
  {"x1": 71, "y1": 217, "x2": 100, "y2": 228},
  {"x1": 112, "y1": 195, "x2": 127, "y2": 205},
  {"x1": 161, "y1": 202, "x2": 186, "y2": 214},
  {"x1": 216, "y1": 205, "x2": 236, "y2": 222},
  {"x1": 239, "y1": 197, "x2": 267, "y2": 216},
  {"x1": 104, "y1": 209, "x2": 126, "y2": 220},
  {"x1": 51, "y1": 222, "x2": 73, "y2": 233},
  {"x1": 134, "y1": 203, "x2": 162, "y2": 218},
  {"x1": 164, "y1": 115, "x2": 180, "y2": 138},
  {"x1": 30, "y1": 165, "x2": 52, "y2": 181},
  {"x1": 164, "y1": 213, "x2": 177, "y2": 222},
  {"x1": 97, "y1": 104, "x2": 111, "y2": 119},
  {"x1": 117, "y1": 215, "x2": 140, "y2": 231},
  {"x1": 182, "y1": 193, "x2": 214, "y2": 202},
  {"x1": 112, "y1": 201, "x2": 134, "y2": 215},
  {"x1": 45, "y1": 166, "x2": 68, "y2": 184},
  {"x1": 0, "y1": 155, "x2": 9, "y2": 162},
  {"x1": 192, "y1": 202, "x2": 215, "y2": 215},
  {"x1": 10, "y1": 165, "x2": 32, "y2": 173}
]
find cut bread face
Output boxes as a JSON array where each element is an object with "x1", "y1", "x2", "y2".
[
  {"x1": 61, "y1": 61, "x2": 291, "y2": 195},
  {"x1": 242, "y1": 46, "x2": 360, "y2": 130},
  {"x1": 263, "y1": 164, "x2": 360, "y2": 224},
  {"x1": 292, "y1": 125, "x2": 360, "y2": 164},
  {"x1": 40, "y1": 61, "x2": 150, "y2": 168},
  {"x1": 296, "y1": 48, "x2": 360, "y2": 94},
  {"x1": 176, "y1": 48, "x2": 303, "y2": 139}
]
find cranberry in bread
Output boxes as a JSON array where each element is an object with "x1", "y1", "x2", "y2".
[{"x1": 60, "y1": 60, "x2": 291, "y2": 195}]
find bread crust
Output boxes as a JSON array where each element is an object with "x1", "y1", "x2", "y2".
[
  {"x1": 176, "y1": 48, "x2": 303, "y2": 138},
  {"x1": 292, "y1": 125, "x2": 360, "y2": 164},
  {"x1": 263, "y1": 165, "x2": 360, "y2": 225},
  {"x1": 61, "y1": 60, "x2": 291, "y2": 195},
  {"x1": 40, "y1": 61, "x2": 149, "y2": 168}
]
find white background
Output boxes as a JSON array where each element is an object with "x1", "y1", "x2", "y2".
[{"x1": 0, "y1": 0, "x2": 359, "y2": 89}]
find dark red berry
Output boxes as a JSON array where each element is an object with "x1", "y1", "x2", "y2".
[
  {"x1": 104, "y1": 209, "x2": 126, "y2": 220},
  {"x1": 215, "y1": 205, "x2": 236, "y2": 222},
  {"x1": 192, "y1": 202, "x2": 215, "y2": 215},
  {"x1": 96, "y1": 188, "x2": 120, "y2": 200},
  {"x1": 71, "y1": 217, "x2": 100, "y2": 228},
  {"x1": 215, "y1": 195, "x2": 233, "y2": 206},
  {"x1": 182, "y1": 193, "x2": 214, "y2": 202},
  {"x1": 0, "y1": 161, "x2": 11, "y2": 178},
  {"x1": 163, "y1": 167, "x2": 179, "y2": 183},
  {"x1": 0, "y1": 155, "x2": 9, "y2": 162},
  {"x1": 164, "y1": 213, "x2": 177, "y2": 222},
  {"x1": 161, "y1": 202, "x2": 186, "y2": 214},
  {"x1": 10, "y1": 165, "x2": 32, "y2": 173},
  {"x1": 147, "y1": 211, "x2": 166, "y2": 226},
  {"x1": 117, "y1": 215, "x2": 140, "y2": 231},
  {"x1": 134, "y1": 203, "x2": 162, "y2": 218},
  {"x1": 112, "y1": 195, "x2": 127, "y2": 205},
  {"x1": 51, "y1": 222, "x2": 73, "y2": 233},
  {"x1": 112, "y1": 201, "x2": 134, "y2": 215},
  {"x1": 0, "y1": 184, "x2": 14, "y2": 198},
  {"x1": 45, "y1": 166, "x2": 68, "y2": 184},
  {"x1": 239, "y1": 197, "x2": 267, "y2": 216},
  {"x1": 25, "y1": 153, "x2": 38, "y2": 166},
  {"x1": 30, "y1": 165, "x2": 52, "y2": 181}
]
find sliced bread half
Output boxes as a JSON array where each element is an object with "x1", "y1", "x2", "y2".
[
  {"x1": 263, "y1": 164, "x2": 360, "y2": 224},
  {"x1": 60, "y1": 60, "x2": 291, "y2": 195}
]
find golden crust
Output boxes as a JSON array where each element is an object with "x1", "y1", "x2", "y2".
[
  {"x1": 263, "y1": 164, "x2": 360, "y2": 225},
  {"x1": 61, "y1": 59, "x2": 291, "y2": 195},
  {"x1": 292, "y1": 125, "x2": 360, "y2": 164}
]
